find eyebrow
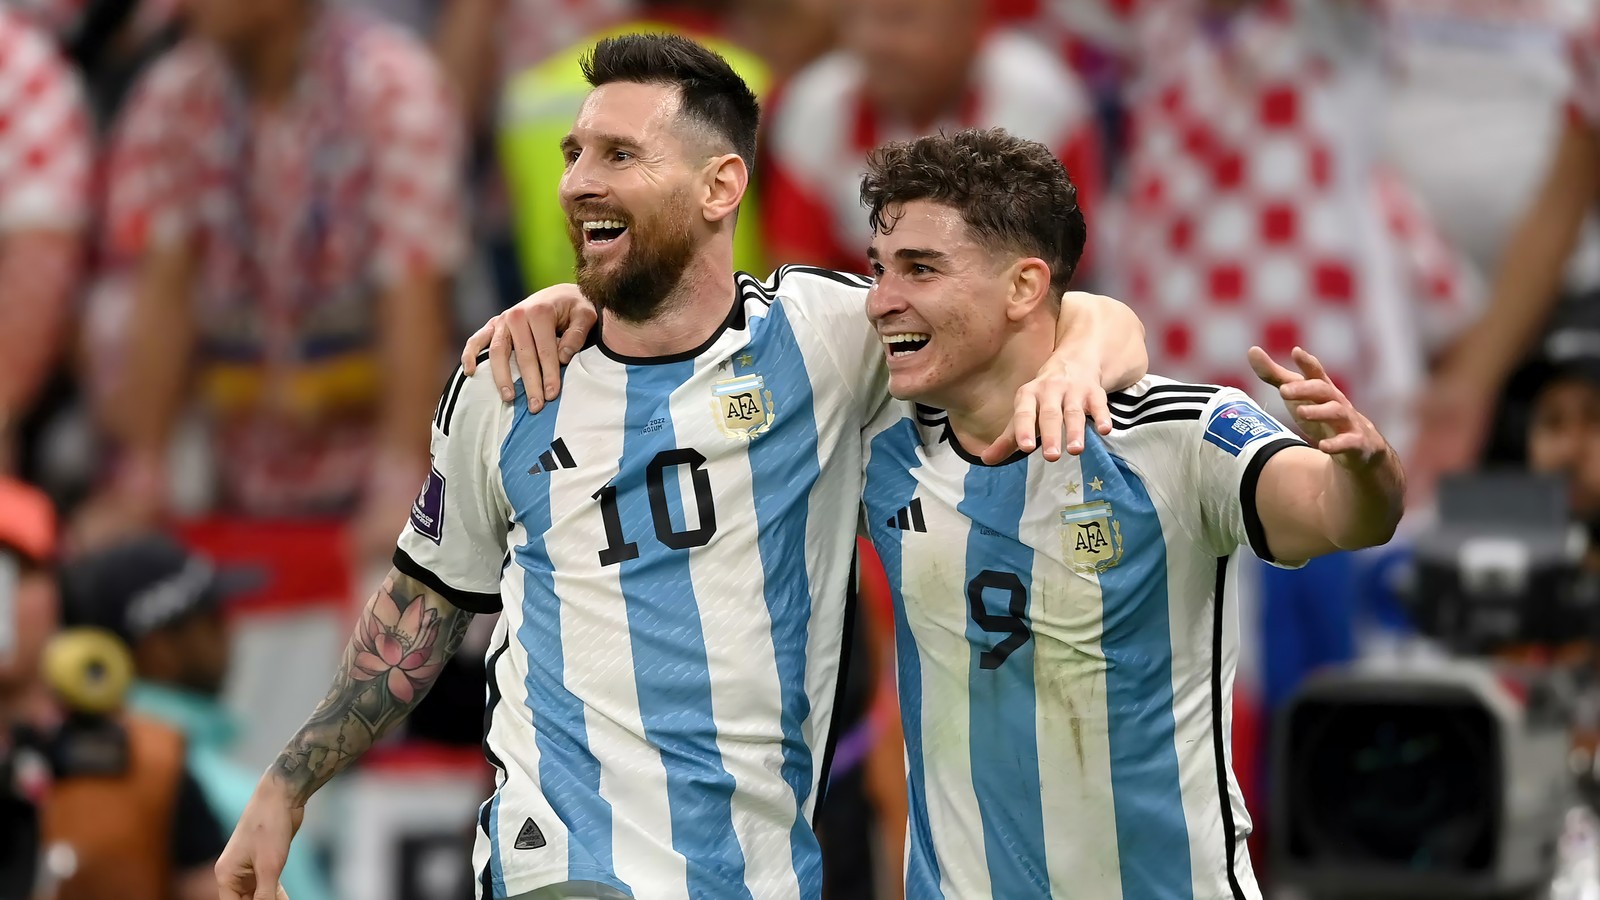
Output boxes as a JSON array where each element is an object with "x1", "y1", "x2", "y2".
[
  {"x1": 560, "y1": 132, "x2": 645, "y2": 155},
  {"x1": 865, "y1": 246, "x2": 951, "y2": 263}
]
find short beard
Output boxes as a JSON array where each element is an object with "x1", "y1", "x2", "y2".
[{"x1": 574, "y1": 195, "x2": 699, "y2": 324}]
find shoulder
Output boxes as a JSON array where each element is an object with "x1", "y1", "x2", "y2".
[
  {"x1": 434, "y1": 351, "x2": 516, "y2": 441},
  {"x1": 1105, "y1": 375, "x2": 1225, "y2": 434},
  {"x1": 739, "y1": 264, "x2": 873, "y2": 314}
]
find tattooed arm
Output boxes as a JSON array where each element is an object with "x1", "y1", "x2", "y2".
[{"x1": 216, "y1": 570, "x2": 475, "y2": 900}]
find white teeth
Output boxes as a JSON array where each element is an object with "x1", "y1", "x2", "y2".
[
  {"x1": 881, "y1": 333, "x2": 931, "y2": 345},
  {"x1": 583, "y1": 220, "x2": 627, "y2": 231}
]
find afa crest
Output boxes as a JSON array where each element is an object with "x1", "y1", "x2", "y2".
[
  {"x1": 1060, "y1": 500, "x2": 1123, "y2": 573},
  {"x1": 712, "y1": 374, "x2": 775, "y2": 439}
]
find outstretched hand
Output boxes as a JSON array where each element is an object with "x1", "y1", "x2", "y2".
[{"x1": 1248, "y1": 346, "x2": 1388, "y2": 469}]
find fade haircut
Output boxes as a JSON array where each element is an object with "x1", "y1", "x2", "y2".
[
  {"x1": 860, "y1": 128, "x2": 1087, "y2": 298},
  {"x1": 581, "y1": 33, "x2": 762, "y2": 171}
]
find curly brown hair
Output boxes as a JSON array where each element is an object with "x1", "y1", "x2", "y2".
[{"x1": 860, "y1": 128, "x2": 1086, "y2": 297}]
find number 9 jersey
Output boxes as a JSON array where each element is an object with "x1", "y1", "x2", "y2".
[
  {"x1": 861, "y1": 378, "x2": 1306, "y2": 900},
  {"x1": 393, "y1": 267, "x2": 885, "y2": 900}
]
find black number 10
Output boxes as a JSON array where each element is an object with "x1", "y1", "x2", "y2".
[
  {"x1": 967, "y1": 570, "x2": 1032, "y2": 670},
  {"x1": 594, "y1": 448, "x2": 718, "y2": 566}
]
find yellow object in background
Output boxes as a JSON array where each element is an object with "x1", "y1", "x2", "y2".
[
  {"x1": 44, "y1": 628, "x2": 134, "y2": 716},
  {"x1": 499, "y1": 22, "x2": 771, "y2": 292}
]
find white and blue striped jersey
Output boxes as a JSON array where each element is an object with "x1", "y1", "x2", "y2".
[
  {"x1": 394, "y1": 266, "x2": 884, "y2": 900},
  {"x1": 862, "y1": 377, "x2": 1308, "y2": 900}
]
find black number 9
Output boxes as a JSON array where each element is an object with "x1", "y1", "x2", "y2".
[{"x1": 967, "y1": 570, "x2": 1031, "y2": 670}]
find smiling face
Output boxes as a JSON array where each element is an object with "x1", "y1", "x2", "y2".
[
  {"x1": 560, "y1": 82, "x2": 709, "y2": 322},
  {"x1": 867, "y1": 200, "x2": 1023, "y2": 405}
]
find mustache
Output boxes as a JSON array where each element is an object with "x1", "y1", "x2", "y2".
[{"x1": 568, "y1": 205, "x2": 632, "y2": 225}]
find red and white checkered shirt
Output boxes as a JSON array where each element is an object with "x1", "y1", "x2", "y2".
[
  {"x1": 501, "y1": 0, "x2": 637, "y2": 77},
  {"x1": 762, "y1": 28, "x2": 1104, "y2": 274},
  {"x1": 0, "y1": 6, "x2": 90, "y2": 234},
  {"x1": 101, "y1": 8, "x2": 466, "y2": 515},
  {"x1": 1097, "y1": 0, "x2": 1479, "y2": 440}
]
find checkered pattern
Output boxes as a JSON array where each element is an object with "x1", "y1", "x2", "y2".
[
  {"x1": 0, "y1": 7, "x2": 90, "y2": 233},
  {"x1": 1101, "y1": 0, "x2": 1479, "y2": 433},
  {"x1": 101, "y1": 8, "x2": 466, "y2": 514}
]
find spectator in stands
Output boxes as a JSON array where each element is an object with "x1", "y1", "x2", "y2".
[
  {"x1": 1063, "y1": 0, "x2": 1479, "y2": 447},
  {"x1": 1411, "y1": 5, "x2": 1600, "y2": 499},
  {"x1": 81, "y1": 0, "x2": 465, "y2": 562},
  {"x1": 59, "y1": 533, "x2": 333, "y2": 900},
  {"x1": 0, "y1": 9, "x2": 92, "y2": 477},
  {"x1": 762, "y1": 0, "x2": 1102, "y2": 276},
  {"x1": 0, "y1": 477, "x2": 225, "y2": 900}
]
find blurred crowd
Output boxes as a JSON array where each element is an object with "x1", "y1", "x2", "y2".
[{"x1": 5, "y1": 0, "x2": 1600, "y2": 897}]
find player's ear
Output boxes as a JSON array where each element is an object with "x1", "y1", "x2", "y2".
[
  {"x1": 1004, "y1": 257, "x2": 1052, "y2": 322},
  {"x1": 701, "y1": 153, "x2": 748, "y2": 225}
]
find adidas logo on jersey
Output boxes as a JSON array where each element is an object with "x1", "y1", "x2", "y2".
[
  {"x1": 527, "y1": 438, "x2": 577, "y2": 475},
  {"x1": 513, "y1": 817, "x2": 546, "y2": 850},
  {"x1": 886, "y1": 498, "x2": 927, "y2": 532}
]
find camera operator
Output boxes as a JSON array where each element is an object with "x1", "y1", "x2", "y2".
[{"x1": 0, "y1": 476, "x2": 224, "y2": 900}]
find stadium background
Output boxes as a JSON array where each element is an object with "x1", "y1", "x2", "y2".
[{"x1": 2, "y1": 0, "x2": 1598, "y2": 897}]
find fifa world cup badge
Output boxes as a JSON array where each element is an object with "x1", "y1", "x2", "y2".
[
  {"x1": 1061, "y1": 500, "x2": 1123, "y2": 573},
  {"x1": 712, "y1": 374, "x2": 775, "y2": 440}
]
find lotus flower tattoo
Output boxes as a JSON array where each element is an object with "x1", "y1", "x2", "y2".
[{"x1": 351, "y1": 584, "x2": 444, "y2": 704}]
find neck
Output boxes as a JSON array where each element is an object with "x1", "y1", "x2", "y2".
[
  {"x1": 941, "y1": 324, "x2": 1055, "y2": 458},
  {"x1": 230, "y1": 5, "x2": 314, "y2": 105},
  {"x1": 599, "y1": 245, "x2": 737, "y2": 358}
]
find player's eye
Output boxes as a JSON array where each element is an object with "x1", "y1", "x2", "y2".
[
  {"x1": 562, "y1": 148, "x2": 580, "y2": 167},
  {"x1": 869, "y1": 262, "x2": 885, "y2": 278},
  {"x1": 611, "y1": 150, "x2": 633, "y2": 163},
  {"x1": 912, "y1": 264, "x2": 934, "y2": 276}
]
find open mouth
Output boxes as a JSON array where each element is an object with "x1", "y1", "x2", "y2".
[
  {"x1": 882, "y1": 333, "x2": 931, "y2": 358},
  {"x1": 582, "y1": 219, "x2": 629, "y2": 246}
]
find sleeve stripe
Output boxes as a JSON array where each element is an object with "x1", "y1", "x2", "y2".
[
  {"x1": 1111, "y1": 407, "x2": 1205, "y2": 429},
  {"x1": 1107, "y1": 384, "x2": 1221, "y2": 411},
  {"x1": 1239, "y1": 437, "x2": 1309, "y2": 564},
  {"x1": 393, "y1": 546, "x2": 503, "y2": 613},
  {"x1": 438, "y1": 350, "x2": 491, "y2": 436}
]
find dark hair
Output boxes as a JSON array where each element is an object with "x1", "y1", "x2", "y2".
[
  {"x1": 581, "y1": 33, "x2": 761, "y2": 170},
  {"x1": 860, "y1": 128, "x2": 1087, "y2": 297}
]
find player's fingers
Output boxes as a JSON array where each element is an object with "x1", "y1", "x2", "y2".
[
  {"x1": 250, "y1": 859, "x2": 286, "y2": 900},
  {"x1": 1318, "y1": 432, "x2": 1368, "y2": 456},
  {"x1": 1292, "y1": 346, "x2": 1332, "y2": 383},
  {"x1": 1293, "y1": 400, "x2": 1349, "y2": 424},
  {"x1": 1040, "y1": 399, "x2": 1071, "y2": 462},
  {"x1": 1279, "y1": 378, "x2": 1338, "y2": 404},
  {"x1": 981, "y1": 423, "x2": 1021, "y2": 465},
  {"x1": 488, "y1": 321, "x2": 517, "y2": 403},
  {"x1": 1247, "y1": 345, "x2": 1300, "y2": 388},
  {"x1": 276, "y1": 886, "x2": 292, "y2": 900},
  {"x1": 462, "y1": 318, "x2": 497, "y2": 373},
  {"x1": 1011, "y1": 388, "x2": 1041, "y2": 453},
  {"x1": 523, "y1": 303, "x2": 563, "y2": 402},
  {"x1": 1088, "y1": 385, "x2": 1113, "y2": 439},
  {"x1": 558, "y1": 304, "x2": 599, "y2": 365}
]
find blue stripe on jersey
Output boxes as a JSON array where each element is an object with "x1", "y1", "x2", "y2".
[
  {"x1": 957, "y1": 462, "x2": 1050, "y2": 895},
  {"x1": 733, "y1": 302, "x2": 824, "y2": 895},
  {"x1": 864, "y1": 420, "x2": 944, "y2": 900},
  {"x1": 1084, "y1": 449, "x2": 1194, "y2": 898},
  {"x1": 500, "y1": 389, "x2": 631, "y2": 893},
  {"x1": 617, "y1": 362, "x2": 753, "y2": 898}
]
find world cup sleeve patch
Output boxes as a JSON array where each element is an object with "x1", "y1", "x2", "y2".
[
  {"x1": 1203, "y1": 399, "x2": 1285, "y2": 456},
  {"x1": 410, "y1": 466, "x2": 446, "y2": 544}
]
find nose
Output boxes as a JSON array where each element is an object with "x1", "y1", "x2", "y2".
[
  {"x1": 559, "y1": 152, "x2": 607, "y2": 209},
  {"x1": 865, "y1": 275, "x2": 906, "y2": 324}
]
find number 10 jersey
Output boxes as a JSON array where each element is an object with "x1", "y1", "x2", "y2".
[{"x1": 394, "y1": 267, "x2": 884, "y2": 900}]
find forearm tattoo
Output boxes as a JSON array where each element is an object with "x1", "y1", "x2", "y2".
[{"x1": 272, "y1": 570, "x2": 475, "y2": 802}]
